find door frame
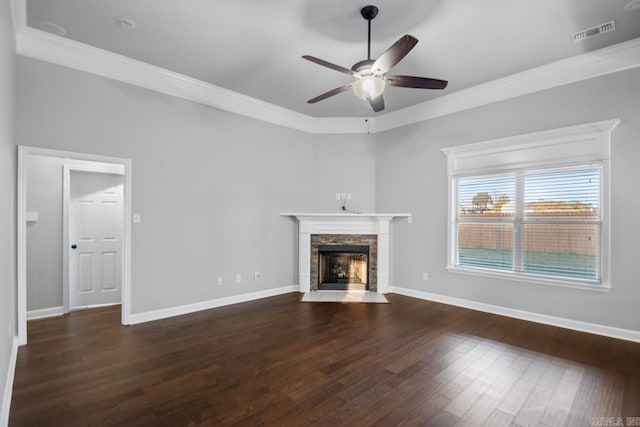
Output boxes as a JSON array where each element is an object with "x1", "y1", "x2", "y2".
[
  {"x1": 63, "y1": 163, "x2": 125, "y2": 314},
  {"x1": 17, "y1": 146, "x2": 133, "y2": 346}
]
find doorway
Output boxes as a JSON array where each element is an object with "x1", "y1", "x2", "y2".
[{"x1": 17, "y1": 146, "x2": 132, "y2": 346}]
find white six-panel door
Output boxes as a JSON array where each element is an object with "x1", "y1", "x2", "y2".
[{"x1": 69, "y1": 171, "x2": 124, "y2": 309}]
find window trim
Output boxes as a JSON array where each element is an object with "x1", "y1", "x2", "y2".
[
  {"x1": 446, "y1": 265, "x2": 611, "y2": 292},
  {"x1": 442, "y1": 119, "x2": 619, "y2": 290}
]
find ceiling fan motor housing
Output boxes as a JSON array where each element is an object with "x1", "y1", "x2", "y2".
[{"x1": 351, "y1": 59, "x2": 376, "y2": 75}]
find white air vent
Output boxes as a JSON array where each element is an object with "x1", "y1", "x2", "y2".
[{"x1": 571, "y1": 21, "x2": 616, "y2": 42}]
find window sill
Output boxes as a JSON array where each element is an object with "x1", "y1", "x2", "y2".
[{"x1": 446, "y1": 265, "x2": 611, "y2": 292}]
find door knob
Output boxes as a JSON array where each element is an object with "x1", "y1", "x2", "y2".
[{"x1": 71, "y1": 244, "x2": 77, "y2": 249}]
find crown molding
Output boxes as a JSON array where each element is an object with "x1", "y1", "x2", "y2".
[
  {"x1": 15, "y1": 27, "x2": 318, "y2": 133},
  {"x1": 374, "y1": 37, "x2": 640, "y2": 133},
  {"x1": 15, "y1": 26, "x2": 373, "y2": 135},
  {"x1": 11, "y1": 0, "x2": 640, "y2": 135}
]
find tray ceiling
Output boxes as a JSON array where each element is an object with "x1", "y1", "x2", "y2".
[{"x1": 24, "y1": 0, "x2": 640, "y2": 118}]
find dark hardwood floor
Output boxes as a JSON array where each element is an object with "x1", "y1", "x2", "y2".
[{"x1": 10, "y1": 293, "x2": 640, "y2": 426}]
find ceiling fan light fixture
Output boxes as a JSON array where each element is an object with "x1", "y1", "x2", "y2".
[
  {"x1": 353, "y1": 75, "x2": 385, "y2": 100},
  {"x1": 303, "y1": 5, "x2": 447, "y2": 111}
]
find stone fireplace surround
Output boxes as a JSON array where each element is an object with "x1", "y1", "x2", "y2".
[
  {"x1": 312, "y1": 234, "x2": 377, "y2": 291},
  {"x1": 280, "y1": 213, "x2": 412, "y2": 293}
]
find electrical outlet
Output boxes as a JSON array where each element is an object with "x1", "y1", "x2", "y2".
[
  {"x1": 217, "y1": 276, "x2": 223, "y2": 286},
  {"x1": 423, "y1": 272, "x2": 429, "y2": 281},
  {"x1": 341, "y1": 193, "x2": 346, "y2": 200},
  {"x1": 235, "y1": 274, "x2": 242, "y2": 284},
  {"x1": 254, "y1": 272, "x2": 261, "y2": 280}
]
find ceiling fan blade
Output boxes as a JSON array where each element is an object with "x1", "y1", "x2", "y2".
[
  {"x1": 371, "y1": 35, "x2": 418, "y2": 75},
  {"x1": 386, "y1": 75, "x2": 448, "y2": 90},
  {"x1": 307, "y1": 83, "x2": 353, "y2": 104},
  {"x1": 302, "y1": 55, "x2": 359, "y2": 76},
  {"x1": 368, "y1": 94, "x2": 385, "y2": 112}
]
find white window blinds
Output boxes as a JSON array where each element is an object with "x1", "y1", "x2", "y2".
[{"x1": 454, "y1": 165, "x2": 602, "y2": 282}]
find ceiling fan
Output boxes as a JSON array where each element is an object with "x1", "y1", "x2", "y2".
[{"x1": 303, "y1": 5, "x2": 448, "y2": 113}]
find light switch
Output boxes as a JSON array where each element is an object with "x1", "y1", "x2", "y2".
[{"x1": 133, "y1": 213, "x2": 141, "y2": 224}]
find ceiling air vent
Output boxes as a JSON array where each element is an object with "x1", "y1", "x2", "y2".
[{"x1": 571, "y1": 21, "x2": 616, "y2": 42}]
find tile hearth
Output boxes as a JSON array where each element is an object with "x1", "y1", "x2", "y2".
[{"x1": 300, "y1": 291, "x2": 388, "y2": 303}]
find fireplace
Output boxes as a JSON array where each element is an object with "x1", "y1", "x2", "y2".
[
  {"x1": 280, "y1": 213, "x2": 412, "y2": 293},
  {"x1": 310, "y1": 234, "x2": 377, "y2": 291},
  {"x1": 318, "y1": 245, "x2": 369, "y2": 291}
]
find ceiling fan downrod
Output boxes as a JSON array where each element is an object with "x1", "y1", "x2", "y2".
[{"x1": 360, "y1": 5, "x2": 379, "y2": 61}]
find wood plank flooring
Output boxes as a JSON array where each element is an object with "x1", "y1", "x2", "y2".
[{"x1": 9, "y1": 293, "x2": 640, "y2": 426}]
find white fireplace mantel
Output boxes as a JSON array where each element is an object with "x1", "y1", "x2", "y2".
[{"x1": 280, "y1": 213, "x2": 412, "y2": 293}]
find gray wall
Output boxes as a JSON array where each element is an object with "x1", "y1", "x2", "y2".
[
  {"x1": 15, "y1": 57, "x2": 377, "y2": 315},
  {"x1": 25, "y1": 155, "x2": 64, "y2": 311},
  {"x1": 311, "y1": 133, "x2": 376, "y2": 213},
  {"x1": 375, "y1": 67, "x2": 640, "y2": 332},
  {"x1": 0, "y1": 0, "x2": 16, "y2": 419}
]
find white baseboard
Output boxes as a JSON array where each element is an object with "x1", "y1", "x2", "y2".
[
  {"x1": 390, "y1": 286, "x2": 640, "y2": 343},
  {"x1": 129, "y1": 285, "x2": 298, "y2": 325},
  {"x1": 26, "y1": 306, "x2": 64, "y2": 320},
  {"x1": 70, "y1": 302, "x2": 120, "y2": 312},
  {"x1": 1, "y1": 337, "x2": 18, "y2": 427}
]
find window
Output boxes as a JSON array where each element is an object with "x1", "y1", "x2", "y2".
[
  {"x1": 454, "y1": 165, "x2": 602, "y2": 282},
  {"x1": 442, "y1": 119, "x2": 619, "y2": 289}
]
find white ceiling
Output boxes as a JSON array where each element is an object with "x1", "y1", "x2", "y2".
[{"x1": 25, "y1": 0, "x2": 640, "y2": 118}]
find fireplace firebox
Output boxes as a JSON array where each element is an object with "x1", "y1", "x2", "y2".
[{"x1": 318, "y1": 245, "x2": 369, "y2": 291}]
